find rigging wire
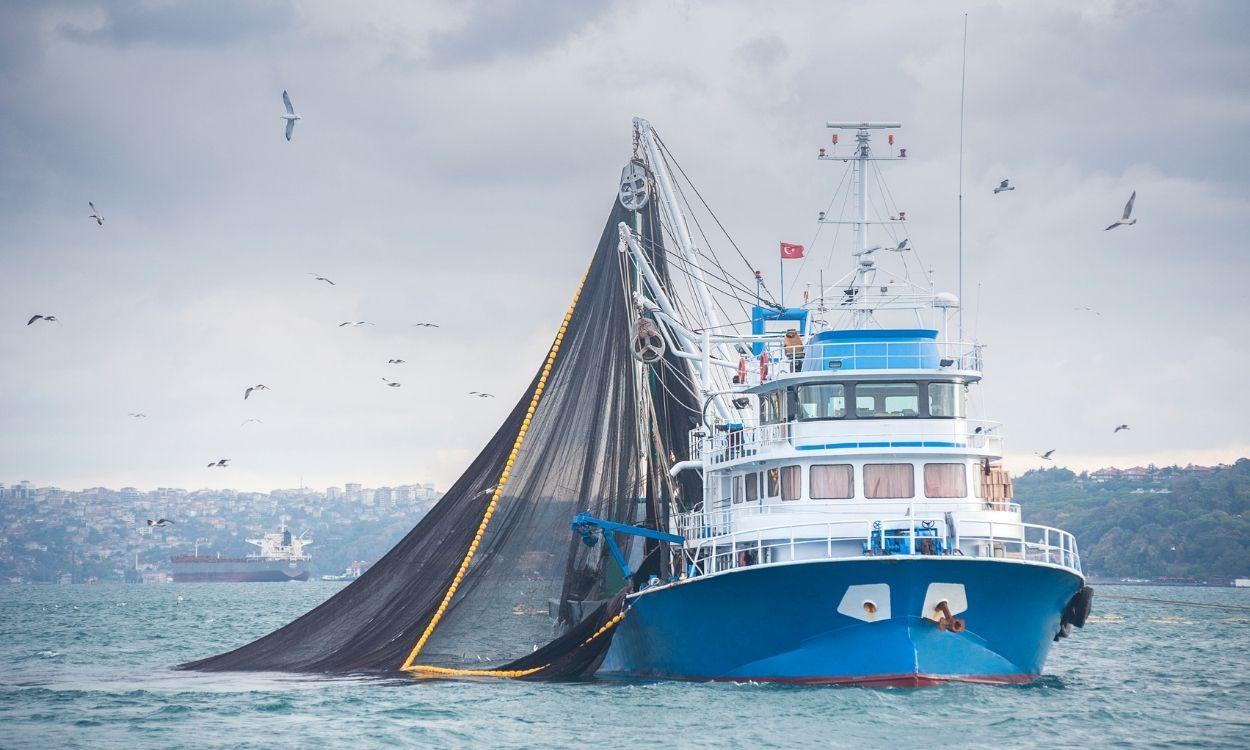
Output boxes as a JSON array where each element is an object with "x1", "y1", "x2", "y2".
[
  {"x1": 652, "y1": 128, "x2": 779, "y2": 307},
  {"x1": 633, "y1": 231, "x2": 771, "y2": 306},
  {"x1": 785, "y1": 162, "x2": 852, "y2": 301},
  {"x1": 654, "y1": 144, "x2": 754, "y2": 327}
]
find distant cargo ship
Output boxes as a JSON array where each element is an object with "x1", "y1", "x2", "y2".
[{"x1": 171, "y1": 527, "x2": 312, "y2": 582}]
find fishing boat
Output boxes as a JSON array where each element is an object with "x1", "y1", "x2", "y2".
[
  {"x1": 588, "y1": 119, "x2": 1093, "y2": 685},
  {"x1": 183, "y1": 118, "x2": 1092, "y2": 685}
]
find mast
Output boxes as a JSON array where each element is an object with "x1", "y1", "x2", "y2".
[
  {"x1": 823, "y1": 122, "x2": 901, "y2": 326},
  {"x1": 633, "y1": 118, "x2": 734, "y2": 367}
]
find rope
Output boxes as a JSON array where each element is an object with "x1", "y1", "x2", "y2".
[
  {"x1": 400, "y1": 269, "x2": 589, "y2": 671},
  {"x1": 1099, "y1": 594, "x2": 1250, "y2": 612}
]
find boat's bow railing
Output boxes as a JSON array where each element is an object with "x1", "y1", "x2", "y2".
[
  {"x1": 675, "y1": 516, "x2": 1081, "y2": 578},
  {"x1": 693, "y1": 418, "x2": 1003, "y2": 465}
]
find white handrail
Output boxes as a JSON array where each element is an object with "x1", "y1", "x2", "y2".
[{"x1": 677, "y1": 516, "x2": 1081, "y2": 579}]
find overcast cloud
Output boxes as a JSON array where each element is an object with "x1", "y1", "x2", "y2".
[{"x1": 1, "y1": 0, "x2": 1247, "y2": 492}]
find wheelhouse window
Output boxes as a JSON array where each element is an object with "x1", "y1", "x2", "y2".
[
  {"x1": 924, "y1": 463, "x2": 967, "y2": 498},
  {"x1": 795, "y1": 383, "x2": 846, "y2": 420},
  {"x1": 766, "y1": 468, "x2": 780, "y2": 498},
  {"x1": 864, "y1": 464, "x2": 915, "y2": 499},
  {"x1": 760, "y1": 390, "x2": 785, "y2": 425},
  {"x1": 928, "y1": 382, "x2": 966, "y2": 418},
  {"x1": 745, "y1": 472, "x2": 759, "y2": 502},
  {"x1": 810, "y1": 464, "x2": 854, "y2": 499},
  {"x1": 732, "y1": 475, "x2": 743, "y2": 504},
  {"x1": 780, "y1": 465, "x2": 801, "y2": 501},
  {"x1": 855, "y1": 383, "x2": 920, "y2": 418}
]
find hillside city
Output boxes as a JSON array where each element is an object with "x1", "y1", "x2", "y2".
[
  {"x1": 2, "y1": 460, "x2": 1246, "y2": 585},
  {"x1": 0, "y1": 481, "x2": 441, "y2": 584}
]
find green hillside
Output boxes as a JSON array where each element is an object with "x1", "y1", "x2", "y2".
[{"x1": 1015, "y1": 459, "x2": 1250, "y2": 580}]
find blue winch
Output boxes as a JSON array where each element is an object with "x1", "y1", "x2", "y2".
[{"x1": 864, "y1": 520, "x2": 946, "y2": 556}]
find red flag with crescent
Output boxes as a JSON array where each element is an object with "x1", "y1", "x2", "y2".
[{"x1": 780, "y1": 242, "x2": 805, "y2": 259}]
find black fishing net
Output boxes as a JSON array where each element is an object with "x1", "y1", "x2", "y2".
[{"x1": 181, "y1": 194, "x2": 700, "y2": 678}]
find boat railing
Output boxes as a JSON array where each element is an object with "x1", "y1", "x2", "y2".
[
  {"x1": 678, "y1": 517, "x2": 1081, "y2": 577},
  {"x1": 748, "y1": 339, "x2": 984, "y2": 385},
  {"x1": 693, "y1": 419, "x2": 1002, "y2": 465},
  {"x1": 676, "y1": 501, "x2": 1022, "y2": 538}
]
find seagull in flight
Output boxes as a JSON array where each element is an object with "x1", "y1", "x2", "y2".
[
  {"x1": 88, "y1": 202, "x2": 104, "y2": 225},
  {"x1": 469, "y1": 391, "x2": 496, "y2": 398},
  {"x1": 411, "y1": 322, "x2": 440, "y2": 328},
  {"x1": 387, "y1": 359, "x2": 406, "y2": 364},
  {"x1": 1105, "y1": 191, "x2": 1137, "y2": 230},
  {"x1": 243, "y1": 384, "x2": 271, "y2": 400},
  {"x1": 339, "y1": 321, "x2": 373, "y2": 327},
  {"x1": 1036, "y1": 449, "x2": 1056, "y2": 461},
  {"x1": 146, "y1": 518, "x2": 174, "y2": 527},
  {"x1": 241, "y1": 418, "x2": 263, "y2": 427},
  {"x1": 207, "y1": 458, "x2": 230, "y2": 468},
  {"x1": 1074, "y1": 306, "x2": 1101, "y2": 316},
  {"x1": 281, "y1": 90, "x2": 300, "y2": 141},
  {"x1": 1114, "y1": 424, "x2": 1130, "y2": 433},
  {"x1": 128, "y1": 413, "x2": 147, "y2": 418},
  {"x1": 27, "y1": 315, "x2": 58, "y2": 325},
  {"x1": 382, "y1": 378, "x2": 402, "y2": 388},
  {"x1": 308, "y1": 273, "x2": 335, "y2": 286},
  {"x1": 993, "y1": 179, "x2": 1015, "y2": 194}
]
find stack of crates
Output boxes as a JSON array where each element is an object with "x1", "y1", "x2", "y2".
[{"x1": 980, "y1": 463, "x2": 1013, "y2": 510}]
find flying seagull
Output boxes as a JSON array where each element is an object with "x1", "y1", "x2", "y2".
[
  {"x1": 1114, "y1": 424, "x2": 1130, "y2": 433},
  {"x1": 207, "y1": 458, "x2": 230, "y2": 468},
  {"x1": 469, "y1": 391, "x2": 496, "y2": 398},
  {"x1": 146, "y1": 518, "x2": 174, "y2": 527},
  {"x1": 1036, "y1": 449, "x2": 1056, "y2": 461},
  {"x1": 1105, "y1": 191, "x2": 1137, "y2": 230},
  {"x1": 27, "y1": 315, "x2": 58, "y2": 325},
  {"x1": 243, "y1": 384, "x2": 271, "y2": 400},
  {"x1": 411, "y1": 322, "x2": 440, "y2": 328},
  {"x1": 308, "y1": 273, "x2": 335, "y2": 286},
  {"x1": 88, "y1": 202, "x2": 104, "y2": 225},
  {"x1": 387, "y1": 358, "x2": 406, "y2": 364},
  {"x1": 281, "y1": 90, "x2": 300, "y2": 141},
  {"x1": 241, "y1": 418, "x2": 263, "y2": 427},
  {"x1": 382, "y1": 378, "x2": 402, "y2": 388},
  {"x1": 1074, "y1": 306, "x2": 1101, "y2": 316},
  {"x1": 339, "y1": 321, "x2": 373, "y2": 327},
  {"x1": 128, "y1": 413, "x2": 147, "y2": 418},
  {"x1": 993, "y1": 179, "x2": 1015, "y2": 194}
]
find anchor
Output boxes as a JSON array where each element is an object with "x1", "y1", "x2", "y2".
[{"x1": 934, "y1": 600, "x2": 966, "y2": 633}]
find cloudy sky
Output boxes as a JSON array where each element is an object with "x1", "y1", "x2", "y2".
[{"x1": 2, "y1": 0, "x2": 1247, "y2": 492}]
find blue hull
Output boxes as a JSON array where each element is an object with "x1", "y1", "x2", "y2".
[{"x1": 598, "y1": 557, "x2": 1083, "y2": 685}]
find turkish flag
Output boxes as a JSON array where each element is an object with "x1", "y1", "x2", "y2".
[{"x1": 780, "y1": 242, "x2": 805, "y2": 259}]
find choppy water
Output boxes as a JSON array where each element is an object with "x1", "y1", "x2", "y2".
[{"x1": 1, "y1": 583, "x2": 1248, "y2": 749}]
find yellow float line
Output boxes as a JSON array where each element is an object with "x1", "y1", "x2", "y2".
[
  {"x1": 400, "y1": 271, "x2": 588, "y2": 673},
  {"x1": 402, "y1": 609, "x2": 627, "y2": 679}
]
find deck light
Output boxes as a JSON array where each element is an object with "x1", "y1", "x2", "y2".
[{"x1": 819, "y1": 148, "x2": 826, "y2": 157}]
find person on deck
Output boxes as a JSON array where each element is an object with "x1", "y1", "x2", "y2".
[{"x1": 783, "y1": 329, "x2": 805, "y2": 372}]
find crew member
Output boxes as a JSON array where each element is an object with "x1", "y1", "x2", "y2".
[{"x1": 783, "y1": 329, "x2": 805, "y2": 372}]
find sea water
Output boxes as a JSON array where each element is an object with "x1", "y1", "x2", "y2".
[{"x1": 1, "y1": 582, "x2": 1247, "y2": 749}]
